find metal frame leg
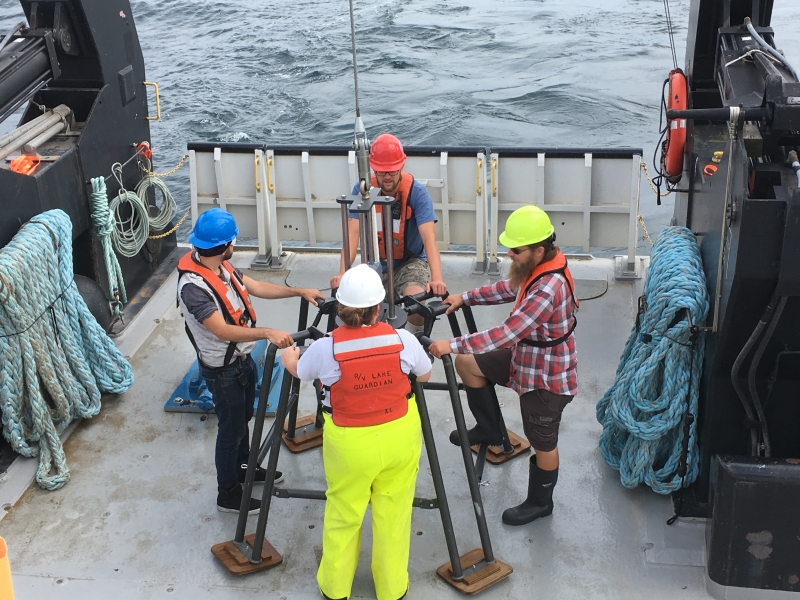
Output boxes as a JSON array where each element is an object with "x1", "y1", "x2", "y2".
[{"x1": 413, "y1": 381, "x2": 464, "y2": 580}]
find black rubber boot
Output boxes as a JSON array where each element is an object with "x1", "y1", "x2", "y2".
[
  {"x1": 501, "y1": 456, "x2": 558, "y2": 526},
  {"x1": 449, "y1": 385, "x2": 504, "y2": 447}
]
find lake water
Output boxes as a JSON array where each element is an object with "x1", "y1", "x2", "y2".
[{"x1": 2, "y1": 0, "x2": 800, "y2": 242}]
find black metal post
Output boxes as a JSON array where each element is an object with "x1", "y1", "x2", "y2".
[
  {"x1": 462, "y1": 305, "x2": 478, "y2": 334},
  {"x1": 241, "y1": 369, "x2": 295, "y2": 563},
  {"x1": 340, "y1": 199, "x2": 352, "y2": 272},
  {"x1": 235, "y1": 342, "x2": 279, "y2": 544},
  {"x1": 382, "y1": 198, "x2": 396, "y2": 321},
  {"x1": 440, "y1": 354, "x2": 496, "y2": 564},
  {"x1": 413, "y1": 380, "x2": 464, "y2": 580}
]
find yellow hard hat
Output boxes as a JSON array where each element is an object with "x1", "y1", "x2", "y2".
[{"x1": 498, "y1": 205, "x2": 555, "y2": 248}]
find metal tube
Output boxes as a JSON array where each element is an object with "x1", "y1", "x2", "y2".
[
  {"x1": 340, "y1": 200, "x2": 352, "y2": 272},
  {"x1": 235, "y1": 344, "x2": 279, "y2": 544},
  {"x1": 256, "y1": 421, "x2": 277, "y2": 466},
  {"x1": 665, "y1": 107, "x2": 769, "y2": 122},
  {"x1": 348, "y1": 0, "x2": 361, "y2": 118},
  {"x1": 364, "y1": 209, "x2": 376, "y2": 264},
  {"x1": 359, "y1": 214, "x2": 369, "y2": 265},
  {"x1": 413, "y1": 381, "x2": 464, "y2": 579},
  {"x1": 382, "y1": 201, "x2": 396, "y2": 320},
  {"x1": 0, "y1": 22, "x2": 25, "y2": 55},
  {"x1": 22, "y1": 120, "x2": 65, "y2": 154},
  {"x1": 441, "y1": 354, "x2": 495, "y2": 563},
  {"x1": 462, "y1": 305, "x2": 478, "y2": 334},
  {"x1": 297, "y1": 297, "x2": 310, "y2": 334},
  {"x1": 746, "y1": 295, "x2": 787, "y2": 457},
  {"x1": 248, "y1": 370, "x2": 296, "y2": 564},
  {"x1": 730, "y1": 292, "x2": 777, "y2": 456},
  {"x1": 285, "y1": 380, "x2": 300, "y2": 440},
  {"x1": 447, "y1": 313, "x2": 463, "y2": 337},
  {"x1": 490, "y1": 385, "x2": 515, "y2": 455},
  {"x1": 0, "y1": 110, "x2": 51, "y2": 147},
  {"x1": 0, "y1": 111, "x2": 64, "y2": 161}
]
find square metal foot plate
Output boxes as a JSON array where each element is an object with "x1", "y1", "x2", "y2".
[
  {"x1": 282, "y1": 414, "x2": 323, "y2": 453},
  {"x1": 471, "y1": 429, "x2": 531, "y2": 464},
  {"x1": 437, "y1": 548, "x2": 513, "y2": 594},
  {"x1": 211, "y1": 534, "x2": 283, "y2": 575}
]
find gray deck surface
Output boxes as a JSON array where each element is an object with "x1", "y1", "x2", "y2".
[{"x1": 0, "y1": 252, "x2": 722, "y2": 600}]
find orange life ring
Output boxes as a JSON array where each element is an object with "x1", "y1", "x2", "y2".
[{"x1": 661, "y1": 68, "x2": 687, "y2": 184}]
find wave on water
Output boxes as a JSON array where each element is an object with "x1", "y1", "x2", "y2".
[{"x1": 2, "y1": 0, "x2": 800, "y2": 240}]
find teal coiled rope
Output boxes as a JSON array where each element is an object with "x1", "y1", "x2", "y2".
[
  {"x1": 90, "y1": 177, "x2": 127, "y2": 313},
  {"x1": 596, "y1": 227, "x2": 709, "y2": 494},
  {"x1": 0, "y1": 209, "x2": 134, "y2": 490}
]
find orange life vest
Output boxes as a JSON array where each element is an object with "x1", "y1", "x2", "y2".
[
  {"x1": 177, "y1": 251, "x2": 257, "y2": 327},
  {"x1": 328, "y1": 322, "x2": 412, "y2": 427},
  {"x1": 373, "y1": 172, "x2": 414, "y2": 261},
  {"x1": 513, "y1": 251, "x2": 578, "y2": 348}
]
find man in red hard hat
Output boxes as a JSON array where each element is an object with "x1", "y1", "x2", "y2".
[{"x1": 330, "y1": 133, "x2": 446, "y2": 329}]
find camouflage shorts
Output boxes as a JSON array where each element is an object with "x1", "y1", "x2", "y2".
[{"x1": 382, "y1": 257, "x2": 431, "y2": 299}]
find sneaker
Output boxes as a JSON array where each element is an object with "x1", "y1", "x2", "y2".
[
  {"x1": 238, "y1": 464, "x2": 284, "y2": 485},
  {"x1": 217, "y1": 483, "x2": 261, "y2": 515}
]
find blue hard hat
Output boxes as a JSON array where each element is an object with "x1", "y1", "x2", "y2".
[{"x1": 188, "y1": 208, "x2": 239, "y2": 249}]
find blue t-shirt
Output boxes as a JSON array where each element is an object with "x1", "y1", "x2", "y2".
[{"x1": 349, "y1": 179, "x2": 437, "y2": 271}]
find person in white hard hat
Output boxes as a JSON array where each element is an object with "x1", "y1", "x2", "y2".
[{"x1": 282, "y1": 264, "x2": 432, "y2": 600}]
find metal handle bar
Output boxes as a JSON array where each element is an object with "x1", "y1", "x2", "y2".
[{"x1": 666, "y1": 107, "x2": 769, "y2": 122}]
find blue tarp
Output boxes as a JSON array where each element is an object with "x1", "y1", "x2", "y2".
[{"x1": 164, "y1": 340, "x2": 284, "y2": 416}]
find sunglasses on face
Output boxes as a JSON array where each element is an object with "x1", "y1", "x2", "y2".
[
  {"x1": 375, "y1": 170, "x2": 401, "y2": 177},
  {"x1": 510, "y1": 246, "x2": 530, "y2": 255}
]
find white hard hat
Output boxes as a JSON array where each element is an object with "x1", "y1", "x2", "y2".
[{"x1": 336, "y1": 264, "x2": 385, "y2": 308}]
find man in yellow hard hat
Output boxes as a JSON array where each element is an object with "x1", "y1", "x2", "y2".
[{"x1": 429, "y1": 205, "x2": 578, "y2": 526}]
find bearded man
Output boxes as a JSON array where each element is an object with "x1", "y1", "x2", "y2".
[{"x1": 429, "y1": 205, "x2": 578, "y2": 526}]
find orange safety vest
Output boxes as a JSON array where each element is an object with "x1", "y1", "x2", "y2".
[
  {"x1": 328, "y1": 322, "x2": 412, "y2": 427},
  {"x1": 372, "y1": 172, "x2": 414, "y2": 261},
  {"x1": 513, "y1": 251, "x2": 578, "y2": 348},
  {"x1": 177, "y1": 251, "x2": 257, "y2": 326},
  {"x1": 177, "y1": 251, "x2": 257, "y2": 367}
]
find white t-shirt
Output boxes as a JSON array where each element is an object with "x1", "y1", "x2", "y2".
[{"x1": 296, "y1": 328, "x2": 432, "y2": 406}]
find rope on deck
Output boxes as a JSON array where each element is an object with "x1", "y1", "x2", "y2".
[
  {"x1": 596, "y1": 226, "x2": 708, "y2": 494},
  {"x1": 0, "y1": 209, "x2": 133, "y2": 490}
]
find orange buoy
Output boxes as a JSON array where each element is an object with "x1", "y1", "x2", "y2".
[{"x1": 661, "y1": 68, "x2": 687, "y2": 184}]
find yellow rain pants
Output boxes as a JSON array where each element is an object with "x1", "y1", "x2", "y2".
[
  {"x1": 317, "y1": 398, "x2": 422, "y2": 600},
  {"x1": 0, "y1": 537, "x2": 14, "y2": 599}
]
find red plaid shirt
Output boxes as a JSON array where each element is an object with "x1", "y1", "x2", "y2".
[{"x1": 449, "y1": 274, "x2": 578, "y2": 396}]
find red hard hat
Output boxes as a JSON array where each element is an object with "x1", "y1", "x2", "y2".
[{"x1": 370, "y1": 133, "x2": 406, "y2": 172}]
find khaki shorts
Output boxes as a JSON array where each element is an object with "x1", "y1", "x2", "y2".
[
  {"x1": 382, "y1": 257, "x2": 431, "y2": 299},
  {"x1": 475, "y1": 348, "x2": 573, "y2": 452}
]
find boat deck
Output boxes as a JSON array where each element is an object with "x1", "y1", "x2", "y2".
[{"x1": 0, "y1": 251, "x2": 718, "y2": 600}]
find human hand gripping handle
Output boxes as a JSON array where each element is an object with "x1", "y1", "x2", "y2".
[
  {"x1": 426, "y1": 279, "x2": 448, "y2": 296},
  {"x1": 264, "y1": 329, "x2": 294, "y2": 348},
  {"x1": 428, "y1": 339, "x2": 452, "y2": 359},
  {"x1": 442, "y1": 292, "x2": 463, "y2": 315},
  {"x1": 300, "y1": 288, "x2": 325, "y2": 304}
]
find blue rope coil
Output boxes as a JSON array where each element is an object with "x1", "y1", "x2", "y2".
[
  {"x1": 0, "y1": 210, "x2": 133, "y2": 490},
  {"x1": 596, "y1": 227, "x2": 709, "y2": 494}
]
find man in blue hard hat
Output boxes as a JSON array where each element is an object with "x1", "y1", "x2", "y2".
[{"x1": 177, "y1": 208, "x2": 323, "y2": 514}]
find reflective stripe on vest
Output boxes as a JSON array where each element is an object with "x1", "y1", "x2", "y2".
[
  {"x1": 177, "y1": 251, "x2": 257, "y2": 327},
  {"x1": 333, "y1": 333, "x2": 403, "y2": 356},
  {"x1": 373, "y1": 172, "x2": 414, "y2": 262},
  {"x1": 329, "y1": 322, "x2": 412, "y2": 427},
  {"x1": 513, "y1": 251, "x2": 578, "y2": 348}
]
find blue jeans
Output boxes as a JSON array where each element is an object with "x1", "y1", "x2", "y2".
[{"x1": 201, "y1": 354, "x2": 256, "y2": 491}]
